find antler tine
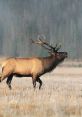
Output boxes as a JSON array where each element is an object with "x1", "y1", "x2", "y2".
[
  {"x1": 38, "y1": 36, "x2": 62, "y2": 52},
  {"x1": 38, "y1": 36, "x2": 55, "y2": 50},
  {"x1": 55, "y1": 44, "x2": 58, "y2": 49},
  {"x1": 31, "y1": 38, "x2": 42, "y2": 45},
  {"x1": 31, "y1": 38, "x2": 35, "y2": 43},
  {"x1": 55, "y1": 44, "x2": 61, "y2": 51},
  {"x1": 37, "y1": 38, "x2": 52, "y2": 51},
  {"x1": 31, "y1": 38, "x2": 51, "y2": 51},
  {"x1": 37, "y1": 38, "x2": 44, "y2": 45}
]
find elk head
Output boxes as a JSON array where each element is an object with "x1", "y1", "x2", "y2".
[{"x1": 31, "y1": 36, "x2": 68, "y2": 60}]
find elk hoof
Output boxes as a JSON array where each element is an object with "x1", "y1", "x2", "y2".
[{"x1": 9, "y1": 85, "x2": 12, "y2": 90}]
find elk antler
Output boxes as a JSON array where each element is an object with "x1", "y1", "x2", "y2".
[
  {"x1": 31, "y1": 36, "x2": 61, "y2": 52},
  {"x1": 38, "y1": 35, "x2": 61, "y2": 52}
]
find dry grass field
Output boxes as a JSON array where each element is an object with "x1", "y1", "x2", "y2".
[{"x1": 0, "y1": 61, "x2": 82, "y2": 117}]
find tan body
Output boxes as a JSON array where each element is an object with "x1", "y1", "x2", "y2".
[
  {"x1": 0, "y1": 52, "x2": 67, "y2": 90},
  {"x1": 1, "y1": 57, "x2": 44, "y2": 77}
]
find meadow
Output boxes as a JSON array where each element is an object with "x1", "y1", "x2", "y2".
[{"x1": 0, "y1": 61, "x2": 82, "y2": 117}]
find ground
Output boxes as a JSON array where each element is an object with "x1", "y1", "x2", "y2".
[{"x1": 0, "y1": 64, "x2": 82, "y2": 117}]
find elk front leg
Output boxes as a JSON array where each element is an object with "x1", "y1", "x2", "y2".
[
  {"x1": 32, "y1": 79, "x2": 36, "y2": 89},
  {"x1": 36, "y1": 77, "x2": 42, "y2": 89}
]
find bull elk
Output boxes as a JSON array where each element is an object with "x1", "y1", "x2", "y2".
[{"x1": 0, "y1": 37, "x2": 67, "y2": 89}]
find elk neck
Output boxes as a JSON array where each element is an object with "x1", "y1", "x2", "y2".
[{"x1": 41, "y1": 53, "x2": 65, "y2": 74}]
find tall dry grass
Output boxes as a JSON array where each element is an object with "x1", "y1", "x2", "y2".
[{"x1": 0, "y1": 66, "x2": 82, "y2": 117}]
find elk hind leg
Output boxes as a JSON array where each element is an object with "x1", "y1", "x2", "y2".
[
  {"x1": 0, "y1": 73, "x2": 8, "y2": 82},
  {"x1": 32, "y1": 75, "x2": 37, "y2": 89},
  {"x1": 0, "y1": 65, "x2": 13, "y2": 82},
  {"x1": 6, "y1": 74, "x2": 13, "y2": 89}
]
